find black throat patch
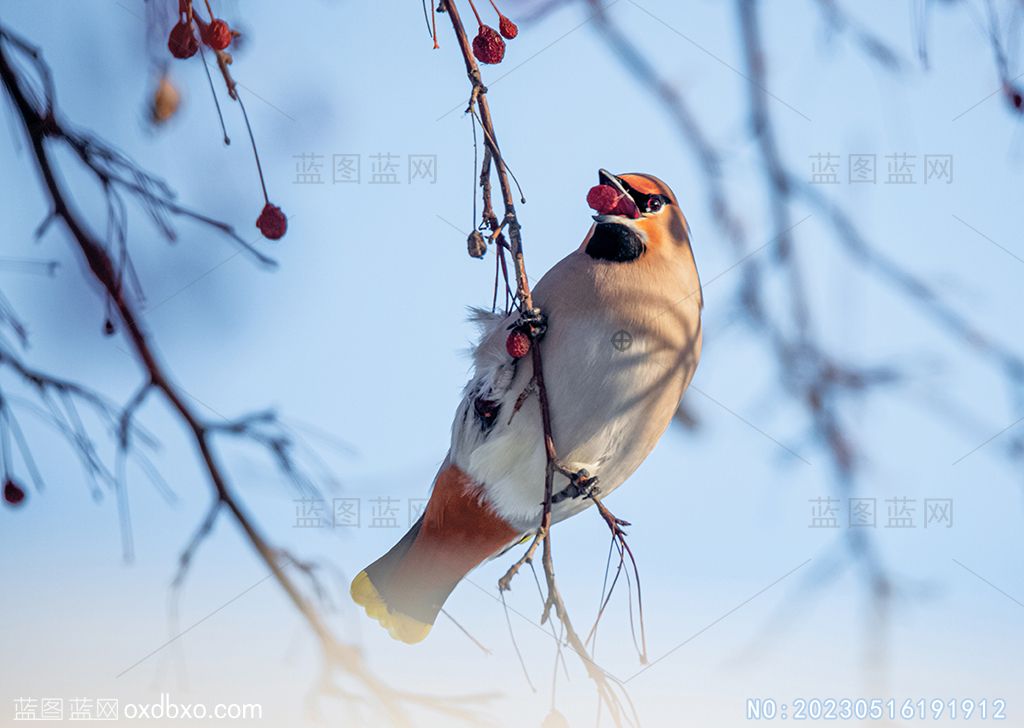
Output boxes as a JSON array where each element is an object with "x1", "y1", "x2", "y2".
[{"x1": 585, "y1": 223, "x2": 645, "y2": 263}]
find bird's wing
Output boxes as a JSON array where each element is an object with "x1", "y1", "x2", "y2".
[{"x1": 449, "y1": 249, "x2": 702, "y2": 530}]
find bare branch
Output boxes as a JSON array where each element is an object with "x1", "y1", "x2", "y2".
[{"x1": 0, "y1": 22, "x2": 482, "y2": 724}]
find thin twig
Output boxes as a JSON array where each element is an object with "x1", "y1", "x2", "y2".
[{"x1": 441, "y1": 3, "x2": 639, "y2": 723}]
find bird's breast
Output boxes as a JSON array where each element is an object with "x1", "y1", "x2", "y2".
[{"x1": 465, "y1": 251, "x2": 702, "y2": 528}]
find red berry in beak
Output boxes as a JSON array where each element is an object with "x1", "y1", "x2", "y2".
[
  {"x1": 168, "y1": 21, "x2": 199, "y2": 59},
  {"x1": 202, "y1": 19, "x2": 233, "y2": 51},
  {"x1": 3, "y1": 479, "x2": 25, "y2": 506},
  {"x1": 257, "y1": 203, "x2": 287, "y2": 240},
  {"x1": 586, "y1": 184, "x2": 639, "y2": 219},
  {"x1": 506, "y1": 330, "x2": 531, "y2": 359},
  {"x1": 473, "y1": 25, "x2": 506, "y2": 64},
  {"x1": 499, "y1": 15, "x2": 518, "y2": 40},
  {"x1": 587, "y1": 185, "x2": 621, "y2": 215}
]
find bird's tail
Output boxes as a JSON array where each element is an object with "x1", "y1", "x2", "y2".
[{"x1": 350, "y1": 464, "x2": 518, "y2": 644}]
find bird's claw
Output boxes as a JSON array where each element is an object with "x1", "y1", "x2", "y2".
[
  {"x1": 550, "y1": 468, "x2": 599, "y2": 504},
  {"x1": 510, "y1": 307, "x2": 547, "y2": 340}
]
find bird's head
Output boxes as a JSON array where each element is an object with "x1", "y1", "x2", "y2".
[{"x1": 583, "y1": 169, "x2": 690, "y2": 263}]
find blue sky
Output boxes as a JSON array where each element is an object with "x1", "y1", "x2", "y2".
[{"x1": 1, "y1": 1, "x2": 1022, "y2": 726}]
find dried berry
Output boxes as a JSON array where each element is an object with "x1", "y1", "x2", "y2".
[
  {"x1": 486, "y1": 0, "x2": 518, "y2": 40},
  {"x1": 257, "y1": 203, "x2": 287, "y2": 240},
  {"x1": 506, "y1": 330, "x2": 531, "y2": 359},
  {"x1": 103, "y1": 318, "x2": 116, "y2": 336},
  {"x1": 467, "y1": 230, "x2": 487, "y2": 258},
  {"x1": 150, "y1": 74, "x2": 181, "y2": 125},
  {"x1": 472, "y1": 25, "x2": 505, "y2": 64},
  {"x1": 168, "y1": 21, "x2": 199, "y2": 59},
  {"x1": 3, "y1": 479, "x2": 25, "y2": 506},
  {"x1": 202, "y1": 19, "x2": 232, "y2": 51},
  {"x1": 499, "y1": 15, "x2": 518, "y2": 40}
]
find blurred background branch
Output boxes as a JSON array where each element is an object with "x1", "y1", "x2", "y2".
[{"x1": 0, "y1": 19, "x2": 484, "y2": 726}]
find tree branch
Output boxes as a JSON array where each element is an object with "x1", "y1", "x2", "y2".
[
  {"x1": 440, "y1": 3, "x2": 641, "y2": 723},
  {"x1": 0, "y1": 23, "x2": 480, "y2": 725}
]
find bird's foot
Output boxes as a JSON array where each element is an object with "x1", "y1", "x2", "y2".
[
  {"x1": 550, "y1": 467, "x2": 599, "y2": 504},
  {"x1": 510, "y1": 307, "x2": 547, "y2": 340},
  {"x1": 589, "y1": 493, "x2": 631, "y2": 529}
]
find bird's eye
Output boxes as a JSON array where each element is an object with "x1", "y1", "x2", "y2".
[{"x1": 646, "y1": 195, "x2": 665, "y2": 213}]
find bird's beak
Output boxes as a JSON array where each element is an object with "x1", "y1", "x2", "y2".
[
  {"x1": 596, "y1": 169, "x2": 641, "y2": 220},
  {"x1": 598, "y1": 168, "x2": 627, "y2": 195}
]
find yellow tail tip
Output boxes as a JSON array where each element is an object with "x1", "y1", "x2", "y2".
[{"x1": 350, "y1": 570, "x2": 432, "y2": 644}]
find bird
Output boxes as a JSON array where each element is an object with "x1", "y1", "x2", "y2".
[{"x1": 351, "y1": 170, "x2": 702, "y2": 643}]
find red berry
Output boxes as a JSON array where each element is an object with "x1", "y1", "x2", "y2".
[
  {"x1": 168, "y1": 21, "x2": 199, "y2": 59},
  {"x1": 472, "y1": 25, "x2": 505, "y2": 64},
  {"x1": 587, "y1": 184, "x2": 621, "y2": 215},
  {"x1": 506, "y1": 330, "x2": 531, "y2": 359},
  {"x1": 202, "y1": 19, "x2": 232, "y2": 50},
  {"x1": 257, "y1": 203, "x2": 287, "y2": 240},
  {"x1": 3, "y1": 479, "x2": 25, "y2": 506},
  {"x1": 586, "y1": 184, "x2": 639, "y2": 218},
  {"x1": 499, "y1": 15, "x2": 518, "y2": 40}
]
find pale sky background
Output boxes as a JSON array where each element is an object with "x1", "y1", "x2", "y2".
[{"x1": 1, "y1": 1, "x2": 1022, "y2": 726}]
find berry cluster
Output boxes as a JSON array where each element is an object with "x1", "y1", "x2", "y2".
[
  {"x1": 468, "y1": 0, "x2": 518, "y2": 65},
  {"x1": 167, "y1": 0, "x2": 287, "y2": 241},
  {"x1": 167, "y1": 0, "x2": 234, "y2": 59},
  {"x1": 430, "y1": 1, "x2": 518, "y2": 64}
]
